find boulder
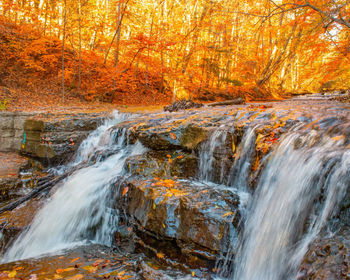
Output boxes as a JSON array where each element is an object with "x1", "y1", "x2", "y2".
[
  {"x1": 117, "y1": 178, "x2": 240, "y2": 267},
  {"x1": 125, "y1": 150, "x2": 198, "y2": 179},
  {"x1": 135, "y1": 123, "x2": 208, "y2": 151}
]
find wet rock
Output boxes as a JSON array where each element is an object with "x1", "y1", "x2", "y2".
[
  {"x1": 125, "y1": 150, "x2": 198, "y2": 179},
  {"x1": 135, "y1": 123, "x2": 208, "y2": 151},
  {"x1": 0, "y1": 153, "x2": 47, "y2": 204},
  {"x1": 164, "y1": 100, "x2": 203, "y2": 112},
  {"x1": 0, "y1": 198, "x2": 43, "y2": 254},
  {"x1": 299, "y1": 229, "x2": 350, "y2": 280},
  {"x1": 117, "y1": 178, "x2": 240, "y2": 267},
  {"x1": 0, "y1": 112, "x2": 106, "y2": 165},
  {"x1": 180, "y1": 125, "x2": 208, "y2": 150},
  {"x1": 21, "y1": 114, "x2": 104, "y2": 165}
]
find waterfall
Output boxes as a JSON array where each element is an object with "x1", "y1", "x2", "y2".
[
  {"x1": 1, "y1": 107, "x2": 348, "y2": 279},
  {"x1": 227, "y1": 127, "x2": 257, "y2": 191},
  {"x1": 199, "y1": 129, "x2": 228, "y2": 183},
  {"x1": 2, "y1": 112, "x2": 146, "y2": 262},
  {"x1": 231, "y1": 130, "x2": 350, "y2": 280},
  {"x1": 198, "y1": 126, "x2": 257, "y2": 188}
]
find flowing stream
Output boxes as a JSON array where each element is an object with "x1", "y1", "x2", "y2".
[{"x1": 1, "y1": 107, "x2": 349, "y2": 280}]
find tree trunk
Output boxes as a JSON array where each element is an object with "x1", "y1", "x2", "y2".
[
  {"x1": 61, "y1": 0, "x2": 67, "y2": 102},
  {"x1": 78, "y1": 0, "x2": 82, "y2": 94}
]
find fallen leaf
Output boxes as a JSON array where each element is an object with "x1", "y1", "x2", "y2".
[
  {"x1": 83, "y1": 265, "x2": 97, "y2": 273},
  {"x1": 66, "y1": 275, "x2": 84, "y2": 280},
  {"x1": 8, "y1": 271, "x2": 17, "y2": 278},
  {"x1": 56, "y1": 267, "x2": 74, "y2": 274},
  {"x1": 169, "y1": 133, "x2": 177, "y2": 140},
  {"x1": 122, "y1": 187, "x2": 129, "y2": 196},
  {"x1": 222, "y1": 211, "x2": 234, "y2": 217}
]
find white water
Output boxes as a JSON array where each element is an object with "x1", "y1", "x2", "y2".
[
  {"x1": 228, "y1": 127, "x2": 257, "y2": 191},
  {"x1": 2, "y1": 108, "x2": 349, "y2": 280},
  {"x1": 74, "y1": 111, "x2": 132, "y2": 165},
  {"x1": 3, "y1": 112, "x2": 146, "y2": 262},
  {"x1": 199, "y1": 129, "x2": 228, "y2": 183},
  {"x1": 232, "y1": 130, "x2": 350, "y2": 280}
]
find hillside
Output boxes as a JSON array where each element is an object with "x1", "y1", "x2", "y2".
[{"x1": 0, "y1": 17, "x2": 173, "y2": 111}]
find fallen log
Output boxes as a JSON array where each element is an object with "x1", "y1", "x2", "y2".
[
  {"x1": 0, "y1": 175, "x2": 65, "y2": 214},
  {"x1": 0, "y1": 163, "x2": 88, "y2": 214},
  {"x1": 207, "y1": 97, "x2": 245, "y2": 107}
]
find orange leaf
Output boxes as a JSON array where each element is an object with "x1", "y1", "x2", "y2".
[
  {"x1": 122, "y1": 187, "x2": 129, "y2": 196},
  {"x1": 169, "y1": 133, "x2": 177, "y2": 140}
]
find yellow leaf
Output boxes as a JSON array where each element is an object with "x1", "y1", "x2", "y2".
[
  {"x1": 156, "y1": 252, "x2": 165, "y2": 259},
  {"x1": 8, "y1": 271, "x2": 17, "y2": 278},
  {"x1": 222, "y1": 211, "x2": 234, "y2": 217},
  {"x1": 66, "y1": 275, "x2": 84, "y2": 280},
  {"x1": 332, "y1": 135, "x2": 345, "y2": 142},
  {"x1": 54, "y1": 274, "x2": 63, "y2": 279},
  {"x1": 83, "y1": 265, "x2": 97, "y2": 273}
]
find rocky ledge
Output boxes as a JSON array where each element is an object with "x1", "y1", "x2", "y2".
[
  {"x1": 0, "y1": 98, "x2": 350, "y2": 277},
  {"x1": 0, "y1": 111, "x2": 106, "y2": 165}
]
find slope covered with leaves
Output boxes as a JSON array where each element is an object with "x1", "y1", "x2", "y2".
[{"x1": 0, "y1": 17, "x2": 172, "y2": 110}]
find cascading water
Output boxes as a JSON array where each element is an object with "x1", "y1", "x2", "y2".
[
  {"x1": 1, "y1": 104, "x2": 348, "y2": 280},
  {"x1": 198, "y1": 126, "x2": 257, "y2": 188},
  {"x1": 199, "y1": 129, "x2": 228, "y2": 183},
  {"x1": 2, "y1": 112, "x2": 146, "y2": 262},
  {"x1": 227, "y1": 126, "x2": 257, "y2": 191},
  {"x1": 231, "y1": 129, "x2": 350, "y2": 280}
]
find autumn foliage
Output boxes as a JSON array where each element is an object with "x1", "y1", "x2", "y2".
[
  {"x1": 0, "y1": 0, "x2": 350, "y2": 108},
  {"x1": 0, "y1": 16, "x2": 172, "y2": 107}
]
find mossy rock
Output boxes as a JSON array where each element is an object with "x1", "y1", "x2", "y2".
[{"x1": 180, "y1": 125, "x2": 207, "y2": 150}]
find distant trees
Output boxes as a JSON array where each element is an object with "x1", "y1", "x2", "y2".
[{"x1": 0, "y1": 0, "x2": 349, "y2": 100}]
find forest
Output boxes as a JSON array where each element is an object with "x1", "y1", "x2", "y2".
[
  {"x1": 0, "y1": 0, "x2": 349, "y2": 107},
  {"x1": 0, "y1": 1, "x2": 350, "y2": 279}
]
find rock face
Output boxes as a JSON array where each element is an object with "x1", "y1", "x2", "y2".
[
  {"x1": 117, "y1": 178, "x2": 239, "y2": 267},
  {"x1": 0, "y1": 153, "x2": 46, "y2": 204},
  {"x1": 0, "y1": 112, "x2": 105, "y2": 165},
  {"x1": 125, "y1": 151, "x2": 198, "y2": 179},
  {"x1": 0, "y1": 112, "x2": 34, "y2": 152},
  {"x1": 109, "y1": 100, "x2": 350, "y2": 273},
  {"x1": 0, "y1": 198, "x2": 43, "y2": 254}
]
